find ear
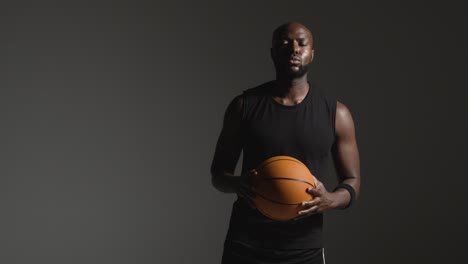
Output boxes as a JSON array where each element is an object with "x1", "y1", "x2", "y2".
[{"x1": 310, "y1": 49, "x2": 315, "y2": 62}]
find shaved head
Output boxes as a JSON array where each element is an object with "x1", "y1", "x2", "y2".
[{"x1": 272, "y1": 22, "x2": 313, "y2": 48}]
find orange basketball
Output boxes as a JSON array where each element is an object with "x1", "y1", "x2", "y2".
[{"x1": 253, "y1": 156, "x2": 315, "y2": 221}]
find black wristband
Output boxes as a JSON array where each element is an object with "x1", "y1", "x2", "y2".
[{"x1": 333, "y1": 183, "x2": 356, "y2": 209}]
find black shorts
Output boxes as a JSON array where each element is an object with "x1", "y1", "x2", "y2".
[{"x1": 222, "y1": 241, "x2": 325, "y2": 264}]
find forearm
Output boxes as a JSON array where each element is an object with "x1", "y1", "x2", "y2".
[
  {"x1": 211, "y1": 171, "x2": 241, "y2": 193},
  {"x1": 332, "y1": 178, "x2": 360, "y2": 209}
]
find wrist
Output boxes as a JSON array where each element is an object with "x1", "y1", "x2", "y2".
[
  {"x1": 212, "y1": 173, "x2": 242, "y2": 193},
  {"x1": 331, "y1": 188, "x2": 350, "y2": 209},
  {"x1": 333, "y1": 183, "x2": 355, "y2": 209}
]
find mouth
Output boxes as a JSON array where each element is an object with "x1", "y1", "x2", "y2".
[
  {"x1": 288, "y1": 56, "x2": 301, "y2": 65},
  {"x1": 289, "y1": 59, "x2": 300, "y2": 65}
]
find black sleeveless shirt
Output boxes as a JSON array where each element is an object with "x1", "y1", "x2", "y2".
[{"x1": 225, "y1": 80, "x2": 337, "y2": 249}]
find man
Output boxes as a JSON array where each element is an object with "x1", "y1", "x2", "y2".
[{"x1": 211, "y1": 22, "x2": 360, "y2": 264}]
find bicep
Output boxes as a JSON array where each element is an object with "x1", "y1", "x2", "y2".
[
  {"x1": 210, "y1": 95, "x2": 244, "y2": 175},
  {"x1": 332, "y1": 102, "x2": 360, "y2": 188}
]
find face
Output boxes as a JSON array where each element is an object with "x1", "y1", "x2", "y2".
[{"x1": 271, "y1": 23, "x2": 314, "y2": 78}]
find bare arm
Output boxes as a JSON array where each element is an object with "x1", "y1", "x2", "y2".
[
  {"x1": 329, "y1": 101, "x2": 361, "y2": 208},
  {"x1": 299, "y1": 101, "x2": 361, "y2": 215},
  {"x1": 210, "y1": 95, "x2": 245, "y2": 193}
]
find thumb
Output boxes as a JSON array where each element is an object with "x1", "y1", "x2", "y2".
[
  {"x1": 306, "y1": 186, "x2": 321, "y2": 196},
  {"x1": 312, "y1": 176, "x2": 321, "y2": 186}
]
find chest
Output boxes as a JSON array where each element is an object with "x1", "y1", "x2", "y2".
[{"x1": 242, "y1": 104, "x2": 334, "y2": 160}]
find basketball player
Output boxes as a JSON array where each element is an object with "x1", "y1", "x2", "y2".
[{"x1": 210, "y1": 22, "x2": 361, "y2": 264}]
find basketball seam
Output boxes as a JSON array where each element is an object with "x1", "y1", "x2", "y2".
[
  {"x1": 255, "y1": 191, "x2": 302, "y2": 205},
  {"x1": 257, "y1": 157, "x2": 305, "y2": 171},
  {"x1": 259, "y1": 177, "x2": 314, "y2": 186}
]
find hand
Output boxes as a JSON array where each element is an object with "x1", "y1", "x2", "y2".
[
  {"x1": 296, "y1": 177, "x2": 336, "y2": 219},
  {"x1": 235, "y1": 169, "x2": 257, "y2": 209}
]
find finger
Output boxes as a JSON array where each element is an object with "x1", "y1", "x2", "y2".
[
  {"x1": 238, "y1": 188, "x2": 252, "y2": 199},
  {"x1": 240, "y1": 174, "x2": 256, "y2": 187},
  {"x1": 312, "y1": 176, "x2": 320, "y2": 187},
  {"x1": 240, "y1": 184, "x2": 256, "y2": 197},
  {"x1": 238, "y1": 189, "x2": 256, "y2": 208},
  {"x1": 239, "y1": 195, "x2": 255, "y2": 208},
  {"x1": 244, "y1": 199, "x2": 256, "y2": 209},
  {"x1": 301, "y1": 198, "x2": 320, "y2": 208},
  {"x1": 306, "y1": 187, "x2": 321, "y2": 197},
  {"x1": 238, "y1": 179, "x2": 255, "y2": 192},
  {"x1": 241, "y1": 190, "x2": 254, "y2": 200},
  {"x1": 293, "y1": 213, "x2": 309, "y2": 221},
  {"x1": 244, "y1": 197, "x2": 256, "y2": 209},
  {"x1": 243, "y1": 169, "x2": 258, "y2": 179},
  {"x1": 298, "y1": 205, "x2": 319, "y2": 216}
]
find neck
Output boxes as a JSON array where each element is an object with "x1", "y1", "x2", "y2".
[
  {"x1": 273, "y1": 74, "x2": 309, "y2": 98},
  {"x1": 270, "y1": 74, "x2": 310, "y2": 106}
]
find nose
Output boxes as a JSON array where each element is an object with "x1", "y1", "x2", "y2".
[{"x1": 290, "y1": 41, "x2": 300, "y2": 54}]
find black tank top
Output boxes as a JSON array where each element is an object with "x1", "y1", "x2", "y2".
[{"x1": 225, "y1": 80, "x2": 337, "y2": 249}]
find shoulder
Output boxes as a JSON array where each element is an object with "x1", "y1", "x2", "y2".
[
  {"x1": 335, "y1": 101, "x2": 356, "y2": 138},
  {"x1": 336, "y1": 101, "x2": 351, "y2": 118},
  {"x1": 242, "y1": 80, "x2": 275, "y2": 96},
  {"x1": 336, "y1": 101, "x2": 356, "y2": 121},
  {"x1": 225, "y1": 94, "x2": 243, "y2": 121},
  {"x1": 228, "y1": 80, "x2": 275, "y2": 107},
  {"x1": 225, "y1": 81, "x2": 273, "y2": 119},
  {"x1": 226, "y1": 80, "x2": 275, "y2": 118},
  {"x1": 227, "y1": 94, "x2": 243, "y2": 113}
]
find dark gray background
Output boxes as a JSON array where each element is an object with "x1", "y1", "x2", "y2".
[{"x1": 1, "y1": 1, "x2": 467, "y2": 263}]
